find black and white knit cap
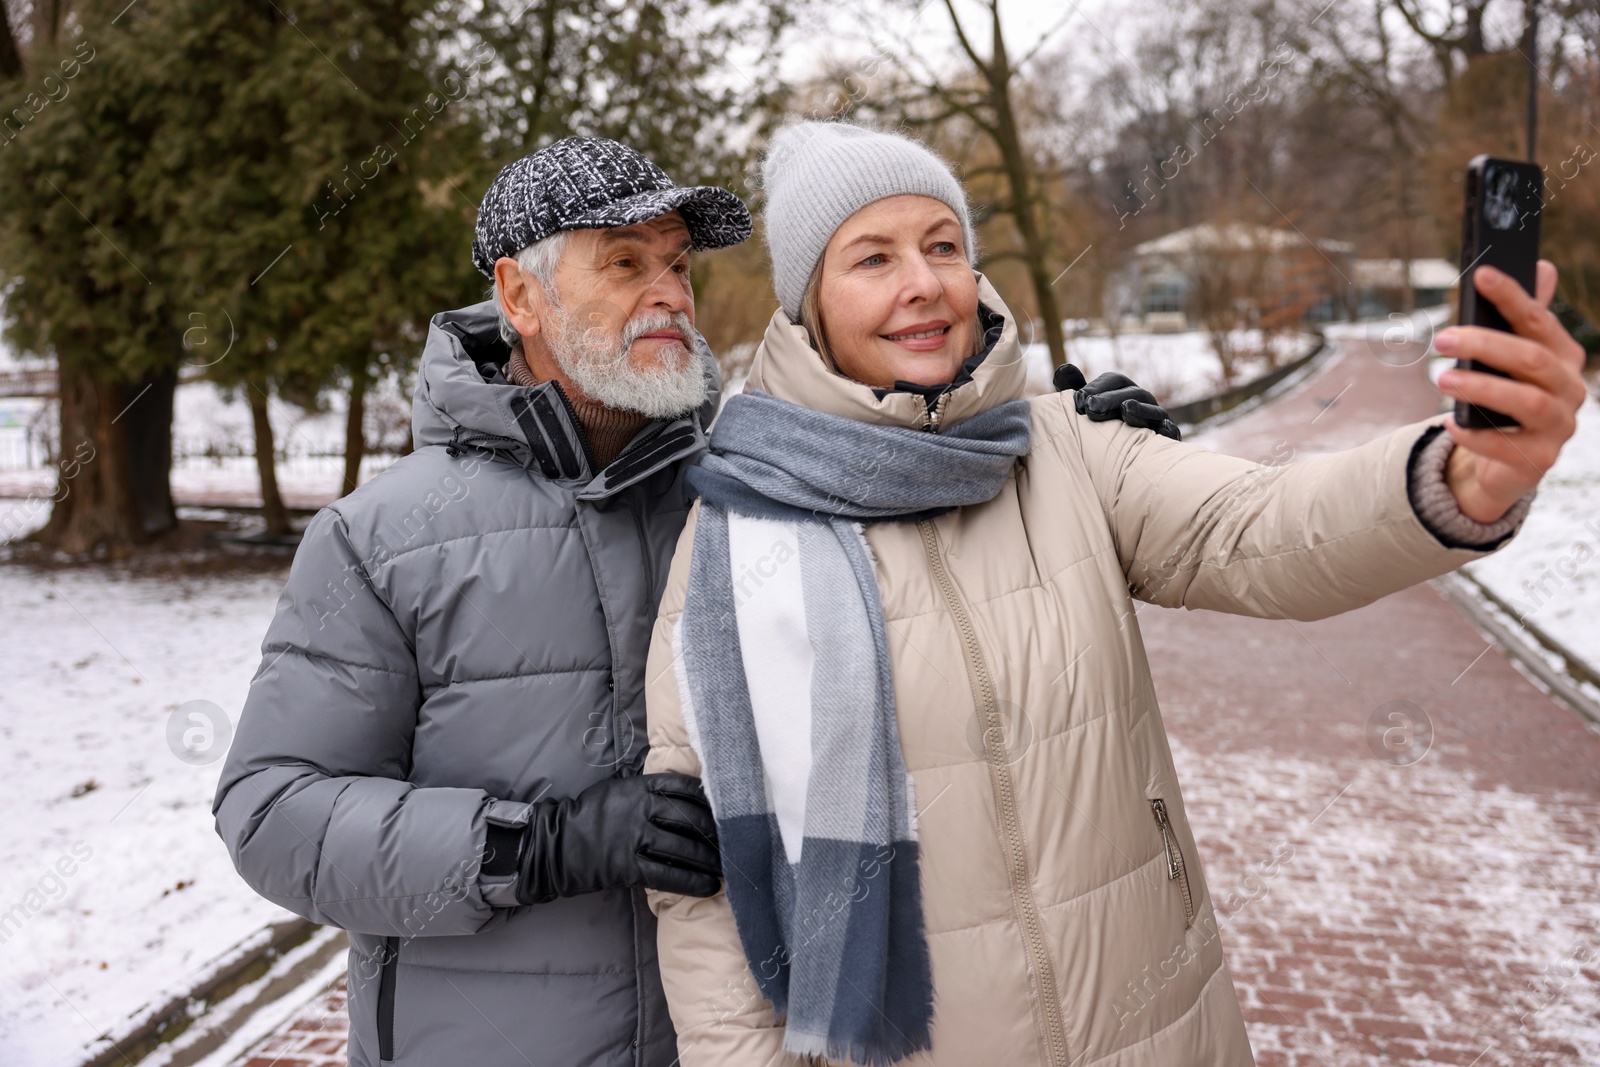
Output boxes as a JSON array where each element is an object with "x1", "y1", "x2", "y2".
[{"x1": 471, "y1": 137, "x2": 753, "y2": 277}]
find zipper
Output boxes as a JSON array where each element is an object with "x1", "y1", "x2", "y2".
[
  {"x1": 547, "y1": 381, "x2": 599, "y2": 474},
  {"x1": 455, "y1": 431, "x2": 522, "y2": 456},
  {"x1": 921, "y1": 392, "x2": 952, "y2": 433},
  {"x1": 1151, "y1": 799, "x2": 1195, "y2": 927},
  {"x1": 628, "y1": 493, "x2": 656, "y2": 599},
  {"x1": 917, "y1": 520, "x2": 1070, "y2": 1066},
  {"x1": 614, "y1": 420, "x2": 668, "y2": 463},
  {"x1": 618, "y1": 491, "x2": 655, "y2": 776},
  {"x1": 377, "y1": 936, "x2": 399, "y2": 1061}
]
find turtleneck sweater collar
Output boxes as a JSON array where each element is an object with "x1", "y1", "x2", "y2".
[{"x1": 505, "y1": 344, "x2": 651, "y2": 470}]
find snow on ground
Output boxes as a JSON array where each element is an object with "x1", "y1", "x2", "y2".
[
  {"x1": 0, "y1": 378, "x2": 410, "y2": 505},
  {"x1": 1020, "y1": 328, "x2": 1320, "y2": 403},
  {"x1": 0, "y1": 369, "x2": 409, "y2": 1066},
  {"x1": 0, "y1": 563, "x2": 294, "y2": 1067},
  {"x1": 723, "y1": 328, "x2": 1319, "y2": 408},
  {"x1": 0, "y1": 397, "x2": 52, "y2": 477},
  {"x1": 1173, "y1": 741, "x2": 1600, "y2": 1062},
  {"x1": 0, "y1": 341, "x2": 51, "y2": 374},
  {"x1": 1460, "y1": 389, "x2": 1600, "y2": 670},
  {"x1": 0, "y1": 497, "x2": 51, "y2": 546},
  {"x1": 169, "y1": 376, "x2": 413, "y2": 461},
  {"x1": 1322, "y1": 303, "x2": 1456, "y2": 348}
]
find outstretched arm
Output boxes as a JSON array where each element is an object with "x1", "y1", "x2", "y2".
[
  {"x1": 1047, "y1": 262, "x2": 1583, "y2": 620},
  {"x1": 1056, "y1": 412, "x2": 1477, "y2": 619}
]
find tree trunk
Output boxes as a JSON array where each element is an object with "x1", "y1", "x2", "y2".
[
  {"x1": 0, "y1": 2, "x2": 22, "y2": 80},
  {"x1": 38, "y1": 369, "x2": 146, "y2": 555},
  {"x1": 1212, "y1": 330, "x2": 1238, "y2": 386},
  {"x1": 123, "y1": 366, "x2": 178, "y2": 536},
  {"x1": 526, "y1": 0, "x2": 560, "y2": 141},
  {"x1": 1013, "y1": 174, "x2": 1070, "y2": 368},
  {"x1": 342, "y1": 368, "x2": 367, "y2": 495},
  {"x1": 1390, "y1": 132, "x2": 1417, "y2": 314},
  {"x1": 248, "y1": 382, "x2": 291, "y2": 537},
  {"x1": 987, "y1": 14, "x2": 1068, "y2": 368},
  {"x1": 29, "y1": 0, "x2": 64, "y2": 57}
]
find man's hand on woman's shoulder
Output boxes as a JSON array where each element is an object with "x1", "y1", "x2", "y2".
[{"x1": 1054, "y1": 364, "x2": 1183, "y2": 441}]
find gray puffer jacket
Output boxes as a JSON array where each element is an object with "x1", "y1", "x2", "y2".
[{"x1": 214, "y1": 300, "x2": 715, "y2": 1067}]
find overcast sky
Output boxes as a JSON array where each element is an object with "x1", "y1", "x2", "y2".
[{"x1": 776, "y1": 0, "x2": 1127, "y2": 89}]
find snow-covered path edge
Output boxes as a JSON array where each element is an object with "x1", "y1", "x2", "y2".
[
  {"x1": 0, "y1": 567, "x2": 297, "y2": 1067},
  {"x1": 1453, "y1": 391, "x2": 1600, "y2": 695}
]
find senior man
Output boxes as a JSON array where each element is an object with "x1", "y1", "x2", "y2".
[{"x1": 214, "y1": 138, "x2": 751, "y2": 1066}]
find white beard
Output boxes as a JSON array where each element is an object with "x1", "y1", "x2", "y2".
[{"x1": 543, "y1": 303, "x2": 710, "y2": 419}]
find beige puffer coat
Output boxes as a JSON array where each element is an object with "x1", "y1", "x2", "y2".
[{"x1": 644, "y1": 279, "x2": 1497, "y2": 1066}]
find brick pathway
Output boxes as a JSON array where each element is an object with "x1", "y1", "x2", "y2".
[
  {"x1": 1138, "y1": 336, "x2": 1600, "y2": 1066},
  {"x1": 228, "y1": 337, "x2": 1600, "y2": 1065},
  {"x1": 235, "y1": 982, "x2": 350, "y2": 1067}
]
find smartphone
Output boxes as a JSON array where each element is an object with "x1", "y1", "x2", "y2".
[{"x1": 1454, "y1": 154, "x2": 1543, "y2": 429}]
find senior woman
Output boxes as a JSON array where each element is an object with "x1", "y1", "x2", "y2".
[{"x1": 643, "y1": 122, "x2": 1585, "y2": 1067}]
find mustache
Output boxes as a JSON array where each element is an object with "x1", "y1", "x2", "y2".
[{"x1": 621, "y1": 310, "x2": 694, "y2": 350}]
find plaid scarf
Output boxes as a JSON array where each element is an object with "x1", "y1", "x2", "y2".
[{"x1": 673, "y1": 389, "x2": 1031, "y2": 1064}]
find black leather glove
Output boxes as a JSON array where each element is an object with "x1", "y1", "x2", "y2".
[
  {"x1": 1053, "y1": 364, "x2": 1182, "y2": 441},
  {"x1": 512, "y1": 773, "x2": 721, "y2": 904}
]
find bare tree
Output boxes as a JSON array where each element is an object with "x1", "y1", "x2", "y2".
[
  {"x1": 1381, "y1": 0, "x2": 1600, "y2": 331},
  {"x1": 1182, "y1": 224, "x2": 1277, "y2": 383},
  {"x1": 1311, "y1": 0, "x2": 1439, "y2": 310},
  {"x1": 1387, "y1": 0, "x2": 1496, "y2": 85}
]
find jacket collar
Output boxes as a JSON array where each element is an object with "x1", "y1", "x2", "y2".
[
  {"x1": 412, "y1": 300, "x2": 715, "y2": 498},
  {"x1": 742, "y1": 272, "x2": 1028, "y2": 430}
]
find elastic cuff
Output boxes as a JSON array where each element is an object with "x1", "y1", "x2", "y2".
[
  {"x1": 1406, "y1": 425, "x2": 1533, "y2": 550},
  {"x1": 481, "y1": 823, "x2": 523, "y2": 877},
  {"x1": 479, "y1": 798, "x2": 533, "y2": 906}
]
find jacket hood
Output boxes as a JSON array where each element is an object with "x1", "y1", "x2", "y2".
[
  {"x1": 412, "y1": 300, "x2": 717, "y2": 499},
  {"x1": 742, "y1": 272, "x2": 1029, "y2": 430}
]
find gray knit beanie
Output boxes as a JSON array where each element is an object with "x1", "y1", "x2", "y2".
[{"x1": 761, "y1": 122, "x2": 975, "y2": 321}]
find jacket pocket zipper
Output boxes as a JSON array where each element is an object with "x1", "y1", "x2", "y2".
[
  {"x1": 377, "y1": 936, "x2": 399, "y2": 1061},
  {"x1": 1151, "y1": 799, "x2": 1195, "y2": 927}
]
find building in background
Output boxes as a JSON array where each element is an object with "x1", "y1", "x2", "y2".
[
  {"x1": 1113, "y1": 222, "x2": 1357, "y2": 332},
  {"x1": 1350, "y1": 258, "x2": 1459, "y2": 318}
]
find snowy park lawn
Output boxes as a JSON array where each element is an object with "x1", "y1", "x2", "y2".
[
  {"x1": 1020, "y1": 327, "x2": 1320, "y2": 404},
  {"x1": 1, "y1": 376, "x2": 410, "y2": 506},
  {"x1": 1460, "y1": 389, "x2": 1600, "y2": 672},
  {"x1": 0, "y1": 535, "x2": 295, "y2": 1067}
]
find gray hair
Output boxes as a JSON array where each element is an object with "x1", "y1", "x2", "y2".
[{"x1": 494, "y1": 230, "x2": 569, "y2": 344}]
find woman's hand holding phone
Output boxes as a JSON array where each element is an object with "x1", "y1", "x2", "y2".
[{"x1": 1434, "y1": 260, "x2": 1587, "y2": 523}]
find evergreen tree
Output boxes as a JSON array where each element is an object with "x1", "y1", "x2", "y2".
[
  {"x1": 1, "y1": 0, "x2": 800, "y2": 552},
  {"x1": 0, "y1": 1, "x2": 187, "y2": 553},
  {"x1": 470, "y1": 0, "x2": 794, "y2": 189},
  {"x1": 148, "y1": 0, "x2": 485, "y2": 534},
  {"x1": 0, "y1": 0, "x2": 485, "y2": 548}
]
